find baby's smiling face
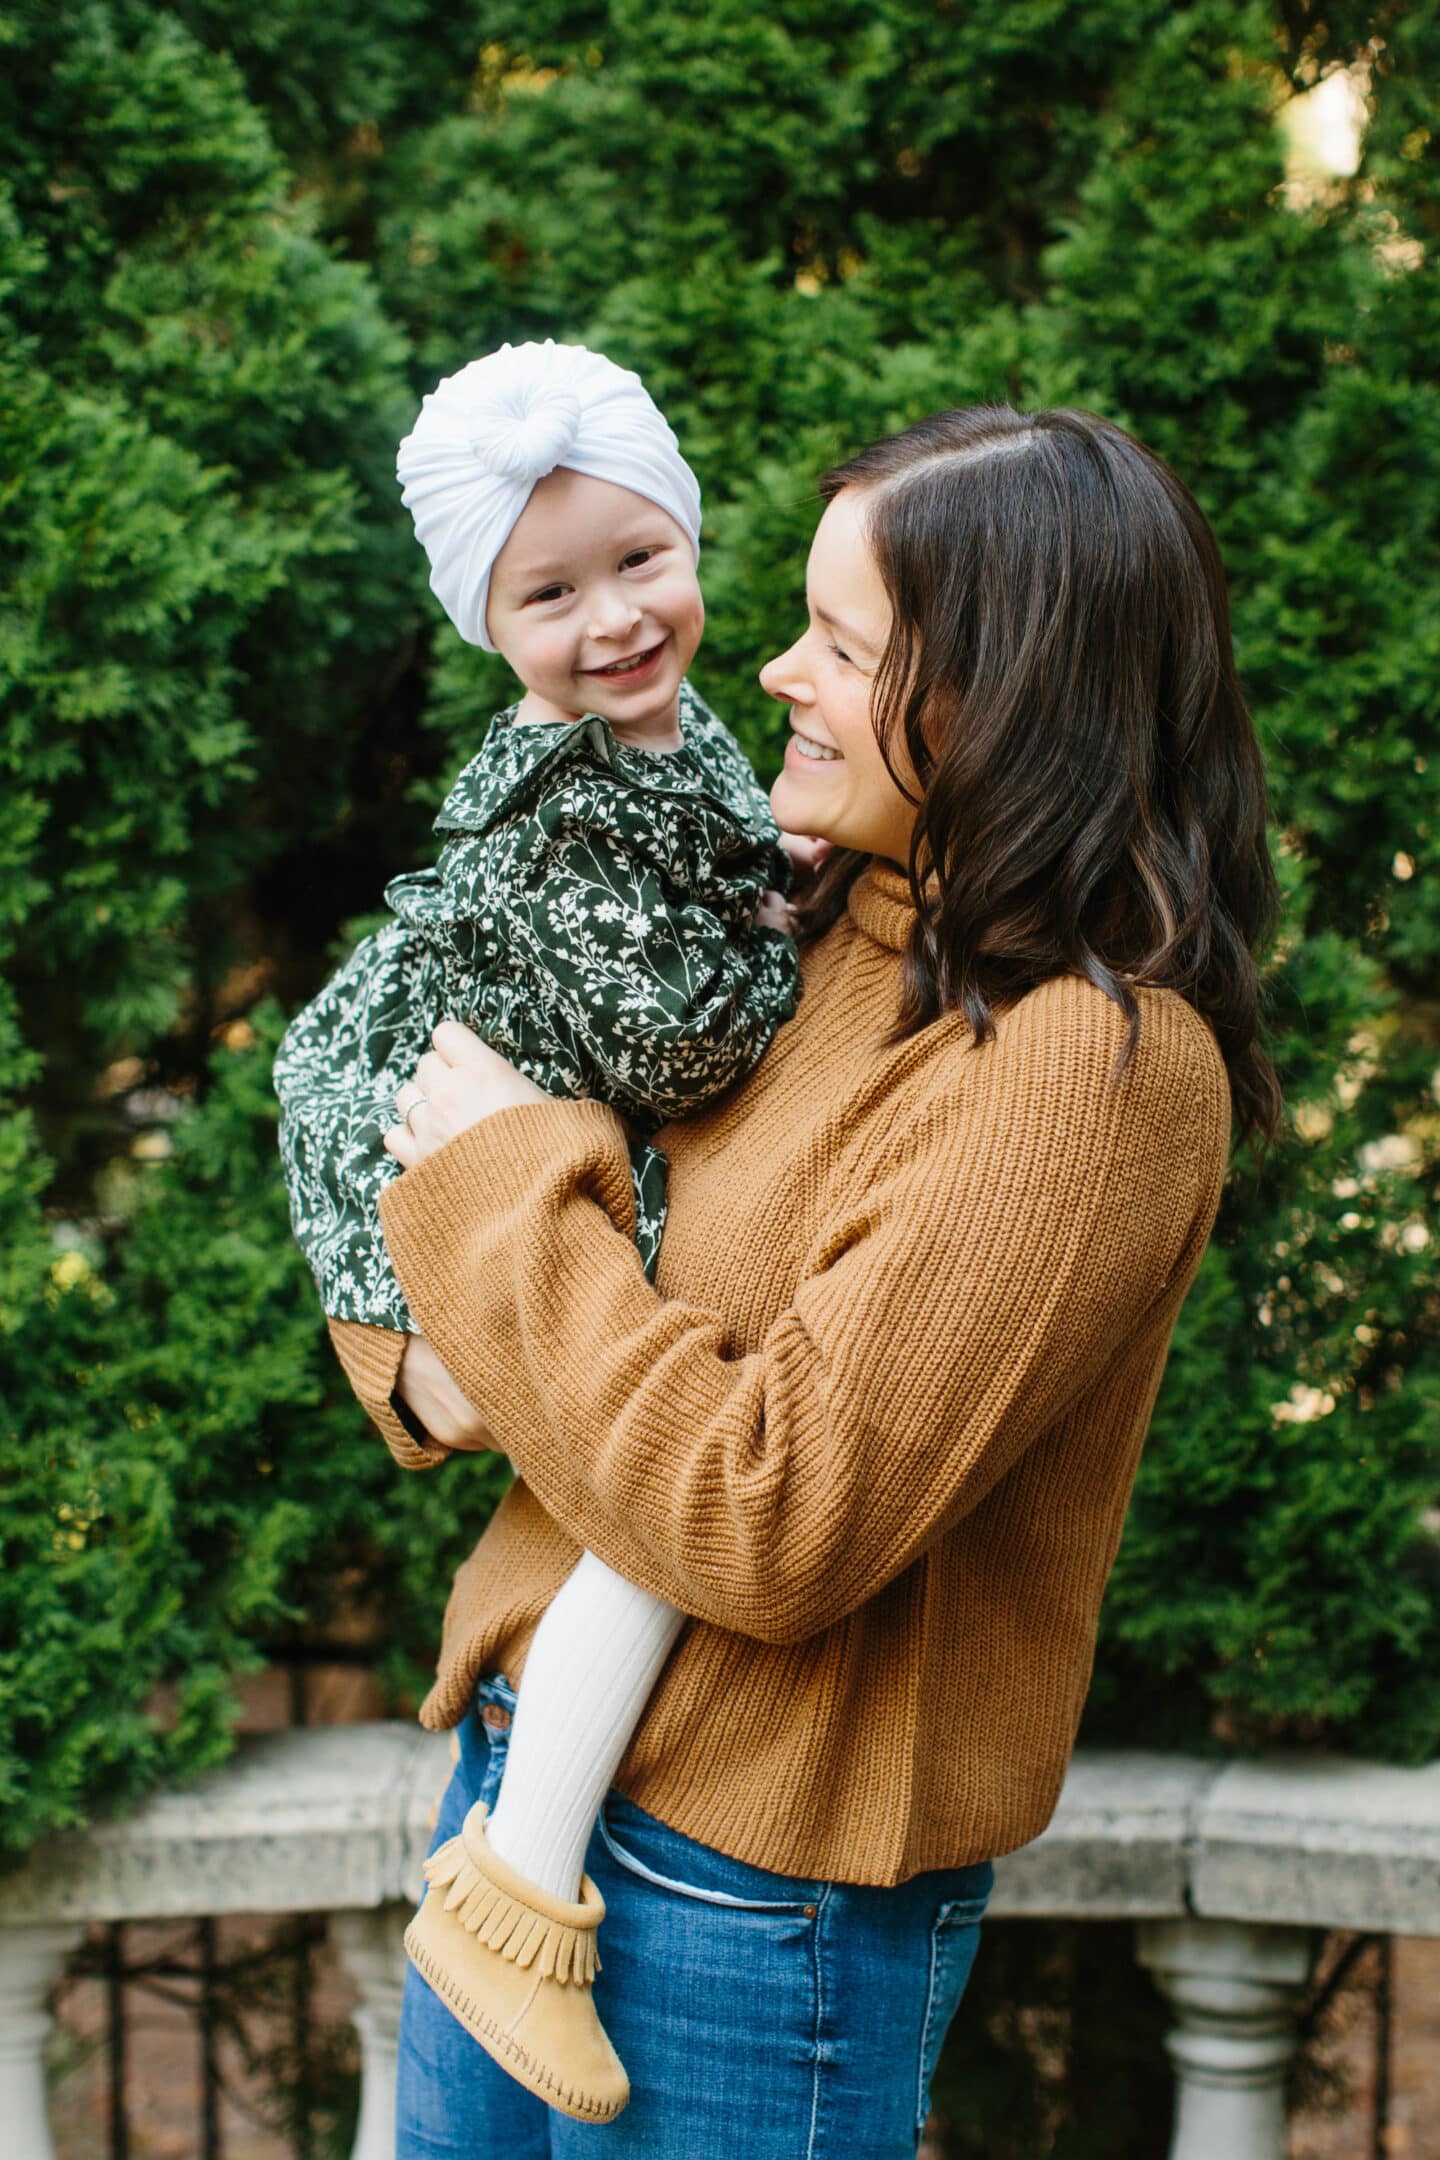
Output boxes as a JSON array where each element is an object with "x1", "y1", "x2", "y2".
[{"x1": 486, "y1": 468, "x2": 705, "y2": 749}]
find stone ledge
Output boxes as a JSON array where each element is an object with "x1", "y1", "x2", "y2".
[
  {"x1": 2, "y1": 1730, "x2": 1437, "y2": 1935},
  {"x1": 986, "y1": 1752, "x2": 1219, "y2": 1920},
  {"x1": 1190, "y1": 1754, "x2": 1440, "y2": 1934},
  {"x1": 0, "y1": 1723, "x2": 451, "y2": 1926}
]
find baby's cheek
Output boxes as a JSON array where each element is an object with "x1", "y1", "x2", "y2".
[
  {"x1": 527, "y1": 622, "x2": 581, "y2": 685},
  {"x1": 666, "y1": 570, "x2": 706, "y2": 656}
]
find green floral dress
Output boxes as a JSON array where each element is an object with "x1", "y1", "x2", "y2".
[{"x1": 274, "y1": 681, "x2": 801, "y2": 1332}]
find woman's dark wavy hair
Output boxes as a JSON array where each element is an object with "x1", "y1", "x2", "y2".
[{"x1": 795, "y1": 405, "x2": 1282, "y2": 1148}]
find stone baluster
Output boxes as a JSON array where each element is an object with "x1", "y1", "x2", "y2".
[
  {"x1": 0, "y1": 1922, "x2": 85, "y2": 2160},
  {"x1": 1136, "y1": 1917, "x2": 1320, "y2": 2160},
  {"x1": 332, "y1": 1903, "x2": 412, "y2": 2160}
]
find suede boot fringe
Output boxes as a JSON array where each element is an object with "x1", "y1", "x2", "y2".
[{"x1": 423, "y1": 1804, "x2": 601, "y2": 1987}]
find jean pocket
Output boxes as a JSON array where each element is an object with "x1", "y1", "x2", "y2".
[
  {"x1": 456, "y1": 1673, "x2": 517, "y2": 1814},
  {"x1": 597, "y1": 1794, "x2": 821, "y2": 1914},
  {"x1": 915, "y1": 1888, "x2": 989, "y2": 2134},
  {"x1": 473, "y1": 1672, "x2": 518, "y2": 1719}
]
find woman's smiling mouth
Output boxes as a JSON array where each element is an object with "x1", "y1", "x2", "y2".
[{"x1": 788, "y1": 725, "x2": 842, "y2": 762}]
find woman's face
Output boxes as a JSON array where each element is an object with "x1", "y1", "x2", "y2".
[{"x1": 761, "y1": 488, "x2": 919, "y2": 866}]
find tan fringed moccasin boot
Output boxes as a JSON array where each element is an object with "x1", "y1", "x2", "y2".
[{"x1": 404, "y1": 1799, "x2": 630, "y2": 2124}]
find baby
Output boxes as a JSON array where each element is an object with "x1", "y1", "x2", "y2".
[{"x1": 273, "y1": 341, "x2": 801, "y2": 2121}]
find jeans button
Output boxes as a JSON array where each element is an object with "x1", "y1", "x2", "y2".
[{"x1": 480, "y1": 1705, "x2": 512, "y2": 1732}]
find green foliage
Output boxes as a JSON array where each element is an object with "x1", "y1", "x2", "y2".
[
  {"x1": 3, "y1": 0, "x2": 1437, "y2": 1876},
  {"x1": 0, "y1": 1008, "x2": 503, "y2": 1858},
  {"x1": 0, "y1": 0, "x2": 419, "y2": 1126}
]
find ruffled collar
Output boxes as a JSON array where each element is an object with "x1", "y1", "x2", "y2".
[
  {"x1": 433, "y1": 678, "x2": 776, "y2": 848},
  {"x1": 846, "y1": 858, "x2": 919, "y2": 953}
]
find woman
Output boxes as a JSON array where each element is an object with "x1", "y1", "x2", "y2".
[{"x1": 332, "y1": 404, "x2": 1279, "y2": 2156}]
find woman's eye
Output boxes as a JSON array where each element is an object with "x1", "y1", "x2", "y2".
[{"x1": 828, "y1": 640, "x2": 853, "y2": 666}]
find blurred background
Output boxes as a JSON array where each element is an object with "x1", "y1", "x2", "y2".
[{"x1": 1, "y1": 0, "x2": 1436, "y2": 2151}]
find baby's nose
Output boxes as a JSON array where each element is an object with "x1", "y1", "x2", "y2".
[{"x1": 589, "y1": 591, "x2": 642, "y2": 638}]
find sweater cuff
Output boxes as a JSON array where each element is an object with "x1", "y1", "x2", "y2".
[
  {"x1": 379, "y1": 1099, "x2": 635, "y2": 1283},
  {"x1": 325, "y1": 1316, "x2": 450, "y2": 1471}
]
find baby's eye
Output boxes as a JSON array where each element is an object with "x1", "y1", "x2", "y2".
[
  {"x1": 620, "y1": 548, "x2": 659, "y2": 570},
  {"x1": 527, "y1": 583, "x2": 571, "y2": 605}
]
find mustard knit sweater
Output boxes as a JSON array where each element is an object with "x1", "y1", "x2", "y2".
[{"x1": 330, "y1": 858, "x2": 1231, "y2": 1885}]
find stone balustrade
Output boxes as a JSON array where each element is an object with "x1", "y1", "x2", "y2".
[{"x1": 2, "y1": 1729, "x2": 1437, "y2": 2159}]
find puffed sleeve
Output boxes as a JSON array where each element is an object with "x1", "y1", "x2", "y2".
[
  {"x1": 377, "y1": 980, "x2": 1227, "y2": 1642},
  {"x1": 492, "y1": 804, "x2": 801, "y2": 1129}
]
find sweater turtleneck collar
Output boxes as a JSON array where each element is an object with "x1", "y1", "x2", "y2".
[{"x1": 846, "y1": 858, "x2": 918, "y2": 953}]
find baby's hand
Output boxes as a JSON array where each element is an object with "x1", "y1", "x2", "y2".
[
  {"x1": 755, "y1": 887, "x2": 798, "y2": 935},
  {"x1": 776, "y1": 831, "x2": 833, "y2": 887}
]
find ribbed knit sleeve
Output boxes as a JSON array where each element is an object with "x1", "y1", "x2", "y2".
[
  {"x1": 325, "y1": 1316, "x2": 451, "y2": 1472},
  {"x1": 377, "y1": 978, "x2": 1225, "y2": 1644}
]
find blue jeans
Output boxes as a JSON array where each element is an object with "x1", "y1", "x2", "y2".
[{"x1": 396, "y1": 1675, "x2": 993, "y2": 2157}]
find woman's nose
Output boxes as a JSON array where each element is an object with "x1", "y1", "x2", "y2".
[{"x1": 759, "y1": 639, "x2": 813, "y2": 705}]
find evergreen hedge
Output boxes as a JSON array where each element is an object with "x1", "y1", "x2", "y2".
[{"x1": 3, "y1": 0, "x2": 1437, "y2": 1866}]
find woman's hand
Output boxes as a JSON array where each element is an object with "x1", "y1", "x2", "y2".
[
  {"x1": 395, "y1": 1333, "x2": 497, "y2": 1452},
  {"x1": 384, "y1": 1019, "x2": 549, "y2": 1171}
]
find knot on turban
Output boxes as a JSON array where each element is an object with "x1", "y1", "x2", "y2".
[
  {"x1": 397, "y1": 340, "x2": 702, "y2": 651},
  {"x1": 468, "y1": 386, "x2": 583, "y2": 483}
]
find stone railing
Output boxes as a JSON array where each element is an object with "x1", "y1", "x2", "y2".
[{"x1": 2, "y1": 1729, "x2": 1437, "y2": 2159}]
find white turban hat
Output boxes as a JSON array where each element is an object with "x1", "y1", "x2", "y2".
[{"x1": 396, "y1": 340, "x2": 703, "y2": 651}]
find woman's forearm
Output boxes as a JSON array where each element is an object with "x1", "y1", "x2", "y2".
[
  {"x1": 378, "y1": 983, "x2": 1225, "y2": 1643},
  {"x1": 325, "y1": 1316, "x2": 452, "y2": 1471}
]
